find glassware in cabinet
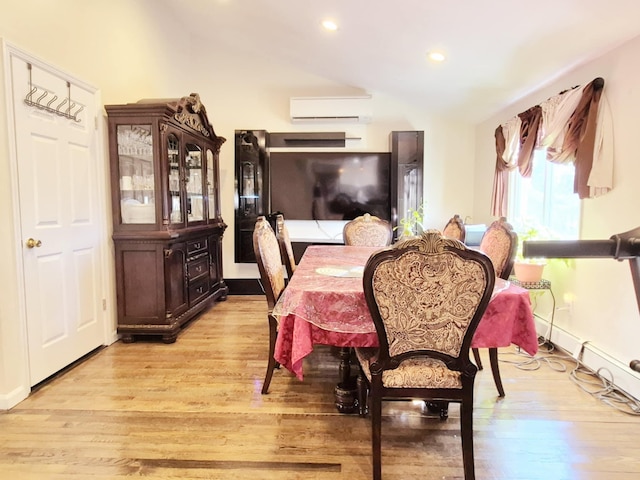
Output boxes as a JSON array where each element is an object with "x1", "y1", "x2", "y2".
[
  {"x1": 116, "y1": 124, "x2": 155, "y2": 224},
  {"x1": 167, "y1": 133, "x2": 182, "y2": 224},
  {"x1": 206, "y1": 149, "x2": 217, "y2": 220},
  {"x1": 185, "y1": 142, "x2": 204, "y2": 223}
]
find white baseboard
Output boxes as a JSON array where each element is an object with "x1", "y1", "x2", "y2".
[
  {"x1": 0, "y1": 384, "x2": 29, "y2": 410},
  {"x1": 535, "y1": 317, "x2": 640, "y2": 401},
  {"x1": 107, "y1": 331, "x2": 119, "y2": 346}
]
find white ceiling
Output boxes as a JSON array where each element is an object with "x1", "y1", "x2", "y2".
[{"x1": 161, "y1": 0, "x2": 640, "y2": 123}]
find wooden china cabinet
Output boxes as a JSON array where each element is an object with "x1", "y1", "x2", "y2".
[{"x1": 106, "y1": 93, "x2": 228, "y2": 343}]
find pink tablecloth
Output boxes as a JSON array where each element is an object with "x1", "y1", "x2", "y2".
[{"x1": 273, "y1": 245, "x2": 538, "y2": 380}]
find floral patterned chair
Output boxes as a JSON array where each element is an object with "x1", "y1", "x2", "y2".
[
  {"x1": 355, "y1": 230, "x2": 495, "y2": 480},
  {"x1": 342, "y1": 213, "x2": 393, "y2": 247},
  {"x1": 443, "y1": 214, "x2": 466, "y2": 242},
  {"x1": 473, "y1": 217, "x2": 518, "y2": 396},
  {"x1": 275, "y1": 214, "x2": 296, "y2": 279},
  {"x1": 252, "y1": 216, "x2": 286, "y2": 394}
]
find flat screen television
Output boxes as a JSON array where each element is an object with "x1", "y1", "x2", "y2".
[{"x1": 269, "y1": 152, "x2": 391, "y2": 221}]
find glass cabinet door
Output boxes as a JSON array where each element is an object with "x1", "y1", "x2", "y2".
[
  {"x1": 399, "y1": 164, "x2": 419, "y2": 224},
  {"x1": 116, "y1": 124, "x2": 155, "y2": 224},
  {"x1": 167, "y1": 133, "x2": 182, "y2": 224},
  {"x1": 206, "y1": 149, "x2": 217, "y2": 220},
  {"x1": 185, "y1": 142, "x2": 204, "y2": 223},
  {"x1": 239, "y1": 161, "x2": 259, "y2": 217}
]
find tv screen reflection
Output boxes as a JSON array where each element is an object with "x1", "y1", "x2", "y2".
[{"x1": 270, "y1": 152, "x2": 391, "y2": 221}]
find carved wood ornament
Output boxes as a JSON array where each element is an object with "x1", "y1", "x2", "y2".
[{"x1": 173, "y1": 93, "x2": 226, "y2": 152}]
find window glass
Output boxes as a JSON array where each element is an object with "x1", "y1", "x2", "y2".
[{"x1": 508, "y1": 149, "x2": 580, "y2": 240}]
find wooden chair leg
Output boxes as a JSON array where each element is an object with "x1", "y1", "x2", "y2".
[
  {"x1": 488, "y1": 347, "x2": 505, "y2": 397},
  {"x1": 261, "y1": 315, "x2": 278, "y2": 394},
  {"x1": 460, "y1": 399, "x2": 476, "y2": 480},
  {"x1": 472, "y1": 348, "x2": 483, "y2": 370},
  {"x1": 371, "y1": 387, "x2": 383, "y2": 480}
]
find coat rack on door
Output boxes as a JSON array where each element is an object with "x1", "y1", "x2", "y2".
[
  {"x1": 523, "y1": 226, "x2": 640, "y2": 372},
  {"x1": 23, "y1": 63, "x2": 84, "y2": 122}
]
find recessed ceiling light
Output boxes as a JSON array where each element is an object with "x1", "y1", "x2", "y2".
[
  {"x1": 322, "y1": 19, "x2": 338, "y2": 31},
  {"x1": 428, "y1": 51, "x2": 446, "y2": 62}
]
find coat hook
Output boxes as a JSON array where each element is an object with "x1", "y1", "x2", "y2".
[
  {"x1": 23, "y1": 63, "x2": 83, "y2": 124},
  {"x1": 25, "y1": 85, "x2": 37, "y2": 103},
  {"x1": 72, "y1": 104, "x2": 84, "y2": 121},
  {"x1": 35, "y1": 89, "x2": 48, "y2": 106},
  {"x1": 46, "y1": 94, "x2": 58, "y2": 109},
  {"x1": 56, "y1": 98, "x2": 68, "y2": 114}
]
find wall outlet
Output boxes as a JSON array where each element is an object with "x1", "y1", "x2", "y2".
[{"x1": 563, "y1": 292, "x2": 576, "y2": 318}]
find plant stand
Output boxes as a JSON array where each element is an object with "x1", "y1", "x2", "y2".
[{"x1": 510, "y1": 277, "x2": 556, "y2": 346}]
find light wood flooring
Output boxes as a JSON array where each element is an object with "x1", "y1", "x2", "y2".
[{"x1": 2, "y1": 295, "x2": 640, "y2": 479}]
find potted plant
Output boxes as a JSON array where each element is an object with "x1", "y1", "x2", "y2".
[
  {"x1": 395, "y1": 204, "x2": 426, "y2": 239},
  {"x1": 513, "y1": 222, "x2": 547, "y2": 283}
]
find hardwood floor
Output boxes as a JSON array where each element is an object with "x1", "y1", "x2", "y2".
[{"x1": 2, "y1": 295, "x2": 640, "y2": 479}]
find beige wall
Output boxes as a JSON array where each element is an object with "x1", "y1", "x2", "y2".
[
  {"x1": 474, "y1": 34, "x2": 640, "y2": 397},
  {"x1": 0, "y1": 0, "x2": 476, "y2": 406}
]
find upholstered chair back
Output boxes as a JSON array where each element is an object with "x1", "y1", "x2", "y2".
[
  {"x1": 442, "y1": 214, "x2": 466, "y2": 243},
  {"x1": 365, "y1": 230, "x2": 495, "y2": 365},
  {"x1": 479, "y1": 217, "x2": 518, "y2": 280},
  {"x1": 253, "y1": 216, "x2": 286, "y2": 310},
  {"x1": 275, "y1": 214, "x2": 296, "y2": 278},
  {"x1": 343, "y1": 213, "x2": 393, "y2": 247}
]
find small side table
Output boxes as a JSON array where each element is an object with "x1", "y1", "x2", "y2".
[{"x1": 509, "y1": 277, "x2": 556, "y2": 345}]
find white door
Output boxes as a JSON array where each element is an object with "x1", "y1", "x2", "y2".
[{"x1": 10, "y1": 55, "x2": 105, "y2": 386}]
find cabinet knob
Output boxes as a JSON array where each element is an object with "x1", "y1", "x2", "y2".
[{"x1": 26, "y1": 238, "x2": 42, "y2": 249}]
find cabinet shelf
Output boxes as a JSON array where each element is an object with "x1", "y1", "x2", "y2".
[{"x1": 118, "y1": 153, "x2": 154, "y2": 162}]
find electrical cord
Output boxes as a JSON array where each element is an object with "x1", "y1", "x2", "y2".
[
  {"x1": 314, "y1": 219, "x2": 344, "y2": 241},
  {"x1": 499, "y1": 344, "x2": 640, "y2": 416},
  {"x1": 499, "y1": 346, "x2": 568, "y2": 372},
  {"x1": 569, "y1": 352, "x2": 640, "y2": 416}
]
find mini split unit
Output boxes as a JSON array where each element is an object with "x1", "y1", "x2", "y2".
[{"x1": 289, "y1": 95, "x2": 373, "y2": 124}]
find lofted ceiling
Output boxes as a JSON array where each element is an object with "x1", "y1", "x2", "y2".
[{"x1": 160, "y1": 0, "x2": 640, "y2": 123}]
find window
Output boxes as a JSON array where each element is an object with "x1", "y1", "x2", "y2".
[{"x1": 507, "y1": 148, "x2": 580, "y2": 240}]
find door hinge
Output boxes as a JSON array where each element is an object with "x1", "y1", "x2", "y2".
[
  {"x1": 102, "y1": 298, "x2": 107, "y2": 311},
  {"x1": 95, "y1": 116, "x2": 98, "y2": 130}
]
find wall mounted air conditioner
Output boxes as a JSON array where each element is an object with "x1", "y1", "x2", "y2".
[{"x1": 289, "y1": 95, "x2": 373, "y2": 124}]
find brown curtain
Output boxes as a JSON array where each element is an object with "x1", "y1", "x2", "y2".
[
  {"x1": 491, "y1": 77, "x2": 607, "y2": 214},
  {"x1": 516, "y1": 105, "x2": 543, "y2": 178},
  {"x1": 490, "y1": 125, "x2": 510, "y2": 217},
  {"x1": 563, "y1": 79, "x2": 603, "y2": 198}
]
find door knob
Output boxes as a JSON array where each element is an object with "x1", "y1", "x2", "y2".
[{"x1": 26, "y1": 238, "x2": 42, "y2": 248}]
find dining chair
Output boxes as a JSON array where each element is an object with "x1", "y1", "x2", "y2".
[
  {"x1": 355, "y1": 230, "x2": 495, "y2": 480},
  {"x1": 252, "y1": 216, "x2": 286, "y2": 394},
  {"x1": 442, "y1": 214, "x2": 466, "y2": 242},
  {"x1": 473, "y1": 216, "x2": 518, "y2": 396},
  {"x1": 275, "y1": 214, "x2": 296, "y2": 279},
  {"x1": 343, "y1": 213, "x2": 393, "y2": 247}
]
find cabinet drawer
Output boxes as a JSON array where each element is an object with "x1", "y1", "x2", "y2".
[
  {"x1": 187, "y1": 238, "x2": 208, "y2": 256},
  {"x1": 189, "y1": 277, "x2": 210, "y2": 305},
  {"x1": 187, "y1": 255, "x2": 209, "y2": 280}
]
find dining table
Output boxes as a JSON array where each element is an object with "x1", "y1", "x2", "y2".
[{"x1": 272, "y1": 244, "x2": 539, "y2": 412}]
